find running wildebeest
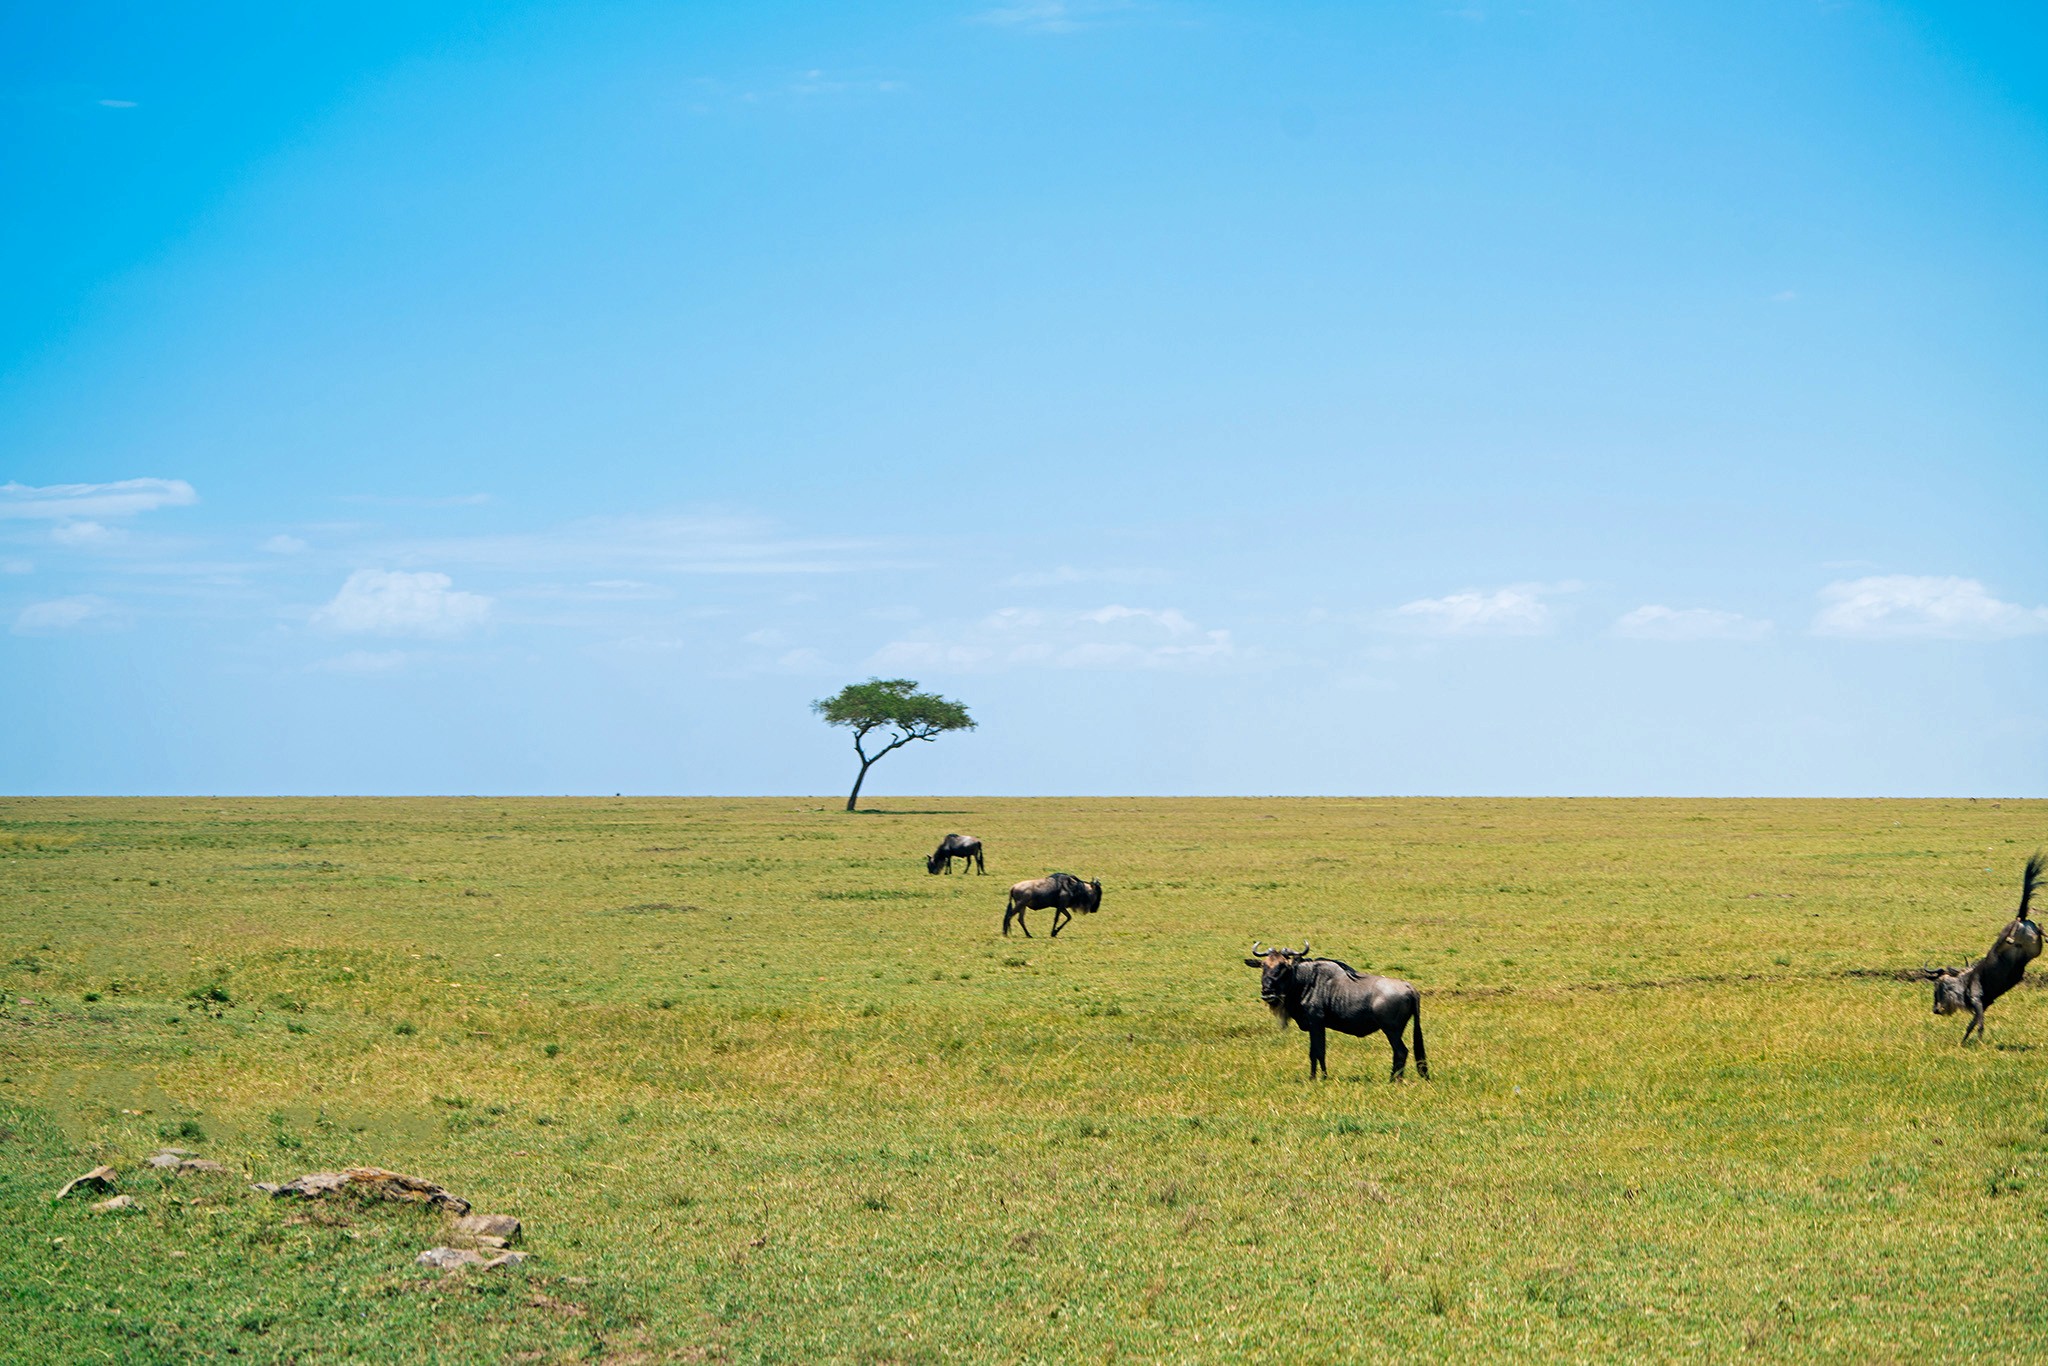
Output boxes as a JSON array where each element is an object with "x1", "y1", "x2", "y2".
[
  {"x1": 1244, "y1": 941, "x2": 1428, "y2": 1082},
  {"x1": 1932, "y1": 851, "x2": 2045, "y2": 1043},
  {"x1": 1002, "y1": 872, "x2": 1102, "y2": 937},
  {"x1": 927, "y1": 833, "x2": 985, "y2": 875}
]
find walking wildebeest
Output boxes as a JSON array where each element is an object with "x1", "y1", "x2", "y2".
[
  {"x1": 1003, "y1": 872, "x2": 1102, "y2": 937},
  {"x1": 1932, "y1": 851, "x2": 2044, "y2": 1042},
  {"x1": 927, "y1": 833, "x2": 985, "y2": 875},
  {"x1": 1244, "y1": 941, "x2": 1428, "y2": 1082}
]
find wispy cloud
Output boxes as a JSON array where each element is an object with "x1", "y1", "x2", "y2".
[
  {"x1": 312, "y1": 570, "x2": 492, "y2": 638},
  {"x1": 505, "y1": 579, "x2": 672, "y2": 604},
  {"x1": 261, "y1": 534, "x2": 309, "y2": 555},
  {"x1": 870, "y1": 603, "x2": 1235, "y2": 672},
  {"x1": 1002, "y1": 564, "x2": 1170, "y2": 588},
  {"x1": 1812, "y1": 575, "x2": 2048, "y2": 641},
  {"x1": 338, "y1": 492, "x2": 491, "y2": 508},
  {"x1": 0, "y1": 478, "x2": 197, "y2": 520},
  {"x1": 389, "y1": 513, "x2": 898, "y2": 577},
  {"x1": 1614, "y1": 605, "x2": 1773, "y2": 641},
  {"x1": 789, "y1": 69, "x2": 905, "y2": 96},
  {"x1": 974, "y1": 0, "x2": 1138, "y2": 33},
  {"x1": 12, "y1": 595, "x2": 128, "y2": 635},
  {"x1": 1, "y1": 558, "x2": 30, "y2": 574},
  {"x1": 686, "y1": 69, "x2": 906, "y2": 111},
  {"x1": 51, "y1": 520, "x2": 125, "y2": 548},
  {"x1": 1390, "y1": 582, "x2": 1574, "y2": 637}
]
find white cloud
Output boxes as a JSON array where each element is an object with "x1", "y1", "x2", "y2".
[
  {"x1": 1812, "y1": 575, "x2": 2048, "y2": 641},
  {"x1": 312, "y1": 569, "x2": 492, "y2": 638},
  {"x1": 870, "y1": 603, "x2": 1235, "y2": 672},
  {"x1": 2, "y1": 558, "x2": 32, "y2": 574},
  {"x1": 312, "y1": 650, "x2": 408, "y2": 675},
  {"x1": 1391, "y1": 584, "x2": 1563, "y2": 636},
  {"x1": 51, "y1": 519, "x2": 125, "y2": 547},
  {"x1": 1080, "y1": 604, "x2": 1196, "y2": 633},
  {"x1": 0, "y1": 478, "x2": 197, "y2": 520},
  {"x1": 12, "y1": 595, "x2": 126, "y2": 635},
  {"x1": 262, "y1": 534, "x2": 309, "y2": 555},
  {"x1": 1614, "y1": 605, "x2": 1773, "y2": 641}
]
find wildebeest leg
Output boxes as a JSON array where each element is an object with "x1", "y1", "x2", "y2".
[
  {"x1": 1387, "y1": 1026, "x2": 1408, "y2": 1082},
  {"x1": 1307, "y1": 1025, "x2": 1327, "y2": 1080},
  {"x1": 974, "y1": 850, "x2": 984, "y2": 874},
  {"x1": 1965, "y1": 1007, "x2": 1986, "y2": 1043},
  {"x1": 1004, "y1": 903, "x2": 1028, "y2": 936},
  {"x1": 1051, "y1": 906, "x2": 1071, "y2": 936}
]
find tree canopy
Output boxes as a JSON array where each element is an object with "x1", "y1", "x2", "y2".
[{"x1": 813, "y1": 678, "x2": 976, "y2": 811}]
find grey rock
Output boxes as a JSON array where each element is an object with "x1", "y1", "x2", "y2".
[
  {"x1": 416, "y1": 1246, "x2": 486, "y2": 1270},
  {"x1": 250, "y1": 1182, "x2": 282, "y2": 1195},
  {"x1": 148, "y1": 1152, "x2": 185, "y2": 1169},
  {"x1": 55, "y1": 1166, "x2": 118, "y2": 1200},
  {"x1": 176, "y1": 1159, "x2": 228, "y2": 1174},
  {"x1": 273, "y1": 1171, "x2": 350, "y2": 1197},
  {"x1": 452, "y1": 1213, "x2": 521, "y2": 1244},
  {"x1": 272, "y1": 1167, "x2": 469, "y2": 1214},
  {"x1": 91, "y1": 1194, "x2": 137, "y2": 1213},
  {"x1": 480, "y1": 1250, "x2": 530, "y2": 1270}
]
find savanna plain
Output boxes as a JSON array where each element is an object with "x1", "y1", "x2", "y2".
[{"x1": 4, "y1": 796, "x2": 2047, "y2": 1364}]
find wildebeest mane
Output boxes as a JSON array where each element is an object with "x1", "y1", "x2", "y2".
[{"x1": 1309, "y1": 956, "x2": 1368, "y2": 981}]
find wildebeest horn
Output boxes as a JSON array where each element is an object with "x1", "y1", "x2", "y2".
[
  {"x1": 1297, "y1": 941, "x2": 1310, "y2": 957},
  {"x1": 1251, "y1": 941, "x2": 1268, "y2": 957}
]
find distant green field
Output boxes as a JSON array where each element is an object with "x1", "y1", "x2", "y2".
[{"x1": 3, "y1": 796, "x2": 2046, "y2": 1362}]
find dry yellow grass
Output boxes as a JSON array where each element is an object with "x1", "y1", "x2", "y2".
[{"x1": 3, "y1": 796, "x2": 2046, "y2": 1361}]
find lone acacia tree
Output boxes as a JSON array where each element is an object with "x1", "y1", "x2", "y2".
[{"x1": 813, "y1": 677, "x2": 975, "y2": 812}]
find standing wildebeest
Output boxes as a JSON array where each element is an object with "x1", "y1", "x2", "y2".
[
  {"x1": 927, "y1": 833, "x2": 985, "y2": 875},
  {"x1": 1003, "y1": 872, "x2": 1102, "y2": 937},
  {"x1": 1244, "y1": 941, "x2": 1428, "y2": 1082},
  {"x1": 1932, "y1": 851, "x2": 2045, "y2": 1042}
]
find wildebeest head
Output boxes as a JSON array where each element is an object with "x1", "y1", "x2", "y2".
[
  {"x1": 1932, "y1": 968, "x2": 1966, "y2": 1016},
  {"x1": 926, "y1": 852, "x2": 945, "y2": 875},
  {"x1": 1243, "y1": 941, "x2": 1310, "y2": 1025}
]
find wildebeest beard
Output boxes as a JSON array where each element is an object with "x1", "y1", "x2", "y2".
[{"x1": 1268, "y1": 998, "x2": 1289, "y2": 1029}]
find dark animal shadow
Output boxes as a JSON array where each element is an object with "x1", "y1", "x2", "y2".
[{"x1": 1991, "y1": 1042, "x2": 2036, "y2": 1053}]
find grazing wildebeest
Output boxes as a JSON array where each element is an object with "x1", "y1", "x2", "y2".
[
  {"x1": 1002, "y1": 872, "x2": 1102, "y2": 937},
  {"x1": 1243, "y1": 941, "x2": 1428, "y2": 1082},
  {"x1": 1932, "y1": 852, "x2": 2044, "y2": 1043},
  {"x1": 927, "y1": 833, "x2": 985, "y2": 875}
]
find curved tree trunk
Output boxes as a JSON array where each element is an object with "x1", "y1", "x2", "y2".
[{"x1": 845, "y1": 759, "x2": 875, "y2": 812}]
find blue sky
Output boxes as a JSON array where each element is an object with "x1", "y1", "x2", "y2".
[{"x1": 3, "y1": 0, "x2": 2044, "y2": 797}]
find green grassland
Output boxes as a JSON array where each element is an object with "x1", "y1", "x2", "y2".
[{"x1": 4, "y1": 796, "x2": 2047, "y2": 1363}]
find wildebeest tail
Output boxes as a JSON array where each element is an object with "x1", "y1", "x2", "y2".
[
  {"x1": 2022, "y1": 851, "x2": 2045, "y2": 921},
  {"x1": 1410, "y1": 1000, "x2": 1426, "y2": 1073}
]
